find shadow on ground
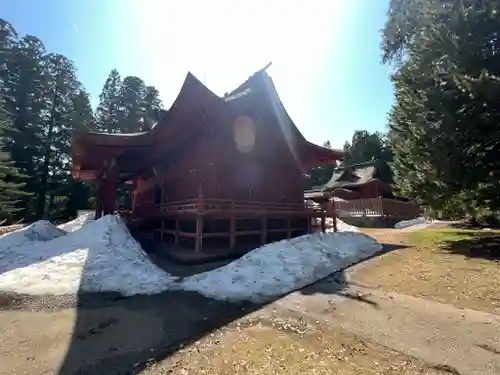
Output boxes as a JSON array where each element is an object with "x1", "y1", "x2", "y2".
[
  {"x1": 441, "y1": 231, "x2": 500, "y2": 261},
  {"x1": 298, "y1": 241, "x2": 409, "y2": 308},
  {"x1": 57, "y1": 290, "x2": 263, "y2": 375},
  {"x1": 40, "y1": 238, "x2": 410, "y2": 374},
  {"x1": 54, "y1": 234, "x2": 263, "y2": 375}
]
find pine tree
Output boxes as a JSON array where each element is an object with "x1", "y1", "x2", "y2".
[
  {"x1": 96, "y1": 69, "x2": 122, "y2": 133},
  {"x1": 1, "y1": 32, "x2": 49, "y2": 220},
  {"x1": 341, "y1": 131, "x2": 393, "y2": 183},
  {"x1": 117, "y1": 76, "x2": 163, "y2": 133},
  {"x1": 96, "y1": 70, "x2": 163, "y2": 134},
  {"x1": 0, "y1": 99, "x2": 28, "y2": 222},
  {"x1": 383, "y1": 0, "x2": 500, "y2": 220},
  {"x1": 1, "y1": 18, "x2": 95, "y2": 220}
]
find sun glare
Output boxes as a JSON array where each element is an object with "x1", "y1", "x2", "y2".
[{"x1": 131, "y1": 0, "x2": 347, "y2": 132}]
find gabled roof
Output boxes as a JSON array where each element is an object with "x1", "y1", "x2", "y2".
[
  {"x1": 310, "y1": 160, "x2": 387, "y2": 192},
  {"x1": 72, "y1": 66, "x2": 343, "y2": 181}
]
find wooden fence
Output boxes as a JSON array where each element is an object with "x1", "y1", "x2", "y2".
[{"x1": 335, "y1": 197, "x2": 420, "y2": 219}]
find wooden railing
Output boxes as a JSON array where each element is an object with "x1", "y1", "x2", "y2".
[
  {"x1": 157, "y1": 198, "x2": 324, "y2": 216},
  {"x1": 335, "y1": 197, "x2": 419, "y2": 219},
  {"x1": 131, "y1": 196, "x2": 418, "y2": 221},
  {"x1": 132, "y1": 198, "x2": 330, "y2": 218}
]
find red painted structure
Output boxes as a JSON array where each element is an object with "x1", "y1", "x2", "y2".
[
  {"x1": 72, "y1": 67, "x2": 343, "y2": 251},
  {"x1": 304, "y1": 160, "x2": 420, "y2": 219}
]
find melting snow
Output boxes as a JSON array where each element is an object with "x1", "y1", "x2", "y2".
[
  {"x1": 394, "y1": 217, "x2": 430, "y2": 229},
  {"x1": 0, "y1": 221, "x2": 66, "y2": 249},
  {"x1": 0, "y1": 213, "x2": 380, "y2": 302},
  {"x1": 58, "y1": 211, "x2": 95, "y2": 232},
  {"x1": 0, "y1": 215, "x2": 177, "y2": 296},
  {"x1": 180, "y1": 230, "x2": 381, "y2": 303}
]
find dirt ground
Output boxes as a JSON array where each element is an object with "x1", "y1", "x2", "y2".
[
  {"x1": 0, "y1": 225, "x2": 499, "y2": 374},
  {"x1": 142, "y1": 312, "x2": 450, "y2": 375},
  {"x1": 354, "y1": 226, "x2": 500, "y2": 314},
  {"x1": 0, "y1": 293, "x2": 451, "y2": 375}
]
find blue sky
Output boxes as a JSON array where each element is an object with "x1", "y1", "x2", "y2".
[{"x1": 4, "y1": 0, "x2": 393, "y2": 148}]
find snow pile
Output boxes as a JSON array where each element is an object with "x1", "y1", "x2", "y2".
[
  {"x1": 58, "y1": 211, "x2": 94, "y2": 232},
  {"x1": 316, "y1": 217, "x2": 359, "y2": 233},
  {"x1": 0, "y1": 215, "x2": 177, "y2": 296},
  {"x1": 336, "y1": 219, "x2": 359, "y2": 232},
  {"x1": 394, "y1": 217, "x2": 430, "y2": 229},
  {"x1": 180, "y1": 231, "x2": 381, "y2": 303},
  {"x1": 0, "y1": 221, "x2": 66, "y2": 250}
]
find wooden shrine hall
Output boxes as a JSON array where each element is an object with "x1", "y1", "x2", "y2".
[
  {"x1": 71, "y1": 65, "x2": 344, "y2": 253},
  {"x1": 305, "y1": 160, "x2": 420, "y2": 220}
]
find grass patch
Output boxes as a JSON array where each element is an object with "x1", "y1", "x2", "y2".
[
  {"x1": 143, "y1": 314, "x2": 449, "y2": 375},
  {"x1": 352, "y1": 228, "x2": 500, "y2": 313},
  {"x1": 410, "y1": 228, "x2": 500, "y2": 261}
]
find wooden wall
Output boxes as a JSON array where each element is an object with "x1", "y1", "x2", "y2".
[{"x1": 130, "y1": 85, "x2": 308, "y2": 207}]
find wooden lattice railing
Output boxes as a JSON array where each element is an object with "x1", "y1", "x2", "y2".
[
  {"x1": 335, "y1": 197, "x2": 419, "y2": 219},
  {"x1": 132, "y1": 198, "x2": 331, "y2": 218}
]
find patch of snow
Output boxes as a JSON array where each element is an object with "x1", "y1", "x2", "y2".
[
  {"x1": 180, "y1": 231, "x2": 381, "y2": 303},
  {"x1": 317, "y1": 217, "x2": 360, "y2": 233},
  {"x1": 0, "y1": 221, "x2": 66, "y2": 249},
  {"x1": 0, "y1": 215, "x2": 177, "y2": 296},
  {"x1": 334, "y1": 218, "x2": 359, "y2": 232},
  {"x1": 58, "y1": 211, "x2": 95, "y2": 232},
  {"x1": 394, "y1": 217, "x2": 430, "y2": 229}
]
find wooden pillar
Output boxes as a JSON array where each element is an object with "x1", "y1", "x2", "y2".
[
  {"x1": 331, "y1": 199, "x2": 338, "y2": 233},
  {"x1": 261, "y1": 216, "x2": 267, "y2": 245},
  {"x1": 160, "y1": 218, "x2": 164, "y2": 242},
  {"x1": 286, "y1": 216, "x2": 291, "y2": 239},
  {"x1": 195, "y1": 184, "x2": 205, "y2": 252},
  {"x1": 107, "y1": 162, "x2": 117, "y2": 215},
  {"x1": 230, "y1": 201, "x2": 236, "y2": 249},
  {"x1": 195, "y1": 216, "x2": 203, "y2": 252},
  {"x1": 175, "y1": 218, "x2": 180, "y2": 247},
  {"x1": 95, "y1": 182, "x2": 100, "y2": 220},
  {"x1": 101, "y1": 181, "x2": 110, "y2": 215},
  {"x1": 321, "y1": 204, "x2": 326, "y2": 233},
  {"x1": 95, "y1": 180, "x2": 103, "y2": 219}
]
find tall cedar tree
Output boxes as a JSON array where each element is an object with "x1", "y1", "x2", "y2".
[
  {"x1": 97, "y1": 70, "x2": 163, "y2": 133},
  {"x1": 96, "y1": 69, "x2": 122, "y2": 133},
  {"x1": 342, "y1": 130, "x2": 393, "y2": 184},
  {"x1": 96, "y1": 71, "x2": 163, "y2": 208},
  {"x1": 0, "y1": 18, "x2": 95, "y2": 221},
  {"x1": 0, "y1": 98, "x2": 29, "y2": 222},
  {"x1": 382, "y1": 0, "x2": 500, "y2": 218}
]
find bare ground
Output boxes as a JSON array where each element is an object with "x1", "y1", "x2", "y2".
[
  {"x1": 354, "y1": 226, "x2": 500, "y2": 314},
  {"x1": 1, "y1": 225, "x2": 499, "y2": 374},
  {"x1": 0, "y1": 293, "x2": 452, "y2": 375}
]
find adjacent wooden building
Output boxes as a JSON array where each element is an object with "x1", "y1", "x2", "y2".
[
  {"x1": 305, "y1": 160, "x2": 420, "y2": 219},
  {"x1": 72, "y1": 66, "x2": 343, "y2": 252}
]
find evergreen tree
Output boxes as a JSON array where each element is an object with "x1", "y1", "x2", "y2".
[
  {"x1": 0, "y1": 99, "x2": 28, "y2": 222},
  {"x1": 117, "y1": 76, "x2": 162, "y2": 133},
  {"x1": 1, "y1": 18, "x2": 95, "y2": 220},
  {"x1": 383, "y1": 0, "x2": 500, "y2": 220},
  {"x1": 1, "y1": 34, "x2": 48, "y2": 219},
  {"x1": 96, "y1": 71, "x2": 162, "y2": 133},
  {"x1": 96, "y1": 69, "x2": 122, "y2": 133},
  {"x1": 342, "y1": 130, "x2": 393, "y2": 183}
]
